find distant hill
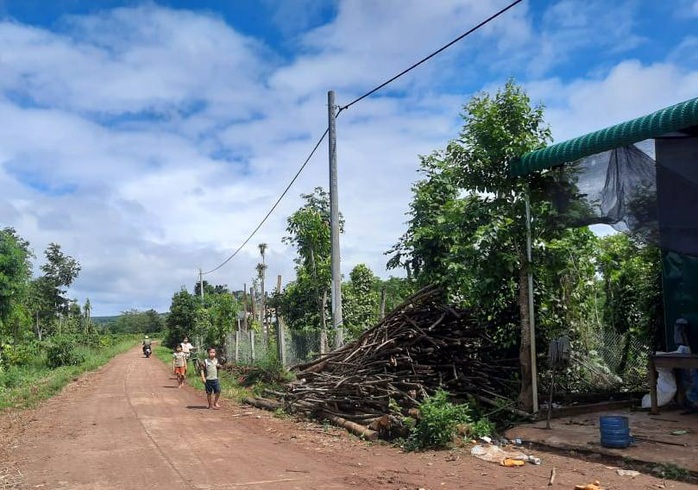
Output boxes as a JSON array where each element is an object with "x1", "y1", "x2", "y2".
[
  {"x1": 91, "y1": 316, "x2": 120, "y2": 325},
  {"x1": 91, "y1": 312, "x2": 168, "y2": 325}
]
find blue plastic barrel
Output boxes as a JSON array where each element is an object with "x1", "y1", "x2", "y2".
[{"x1": 599, "y1": 415, "x2": 632, "y2": 448}]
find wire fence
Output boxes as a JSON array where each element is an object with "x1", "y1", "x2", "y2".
[
  {"x1": 215, "y1": 320, "x2": 650, "y2": 402},
  {"x1": 549, "y1": 326, "x2": 650, "y2": 396},
  {"x1": 222, "y1": 328, "x2": 323, "y2": 367}
]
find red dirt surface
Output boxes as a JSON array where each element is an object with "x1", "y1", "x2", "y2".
[{"x1": 0, "y1": 345, "x2": 694, "y2": 489}]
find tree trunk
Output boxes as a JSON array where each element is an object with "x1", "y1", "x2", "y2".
[
  {"x1": 260, "y1": 274, "x2": 266, "y2": 330},
  {"x1": 36, "y1": 312, "x2": 42, "y2": 341},
  {"x1": 518, "y1": 262, "x2": 533, "y2": 412},
  {"x1": 379, "y1": 287, "x2": 386, "y2": 320}
]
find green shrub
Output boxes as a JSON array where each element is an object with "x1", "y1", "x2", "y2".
[
  {"x1": 46, "y1": 336, "x2": 85, "y2": 368},
  {"x1": 405, "y1": 389, "x2": 471, "y2": 451},
  {"x1": 1, "y1": 342, "x2": 36, "y2": 366},
  {"x1": 468, "y1": 417, "x2": 495, "y2": 439},
  {"x1": 231, "y1": 358, "x2": 289, "y2": 387},
  {"x1": 0, "y1": 365, "x2": 23, "y2": 388}
]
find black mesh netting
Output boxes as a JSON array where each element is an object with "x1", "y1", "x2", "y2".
[
  {"x1": 545, "y1": 133, "x2": 698, "y2": 256},
  {"x1": 544, "y1": 142, "x2": 659, "y2": 245},
  {"x1": 542, "y1": 132, "x2": 698, "y2": 352}
]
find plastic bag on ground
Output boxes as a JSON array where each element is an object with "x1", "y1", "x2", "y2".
[
  {"x1": 470, "y1": 445, "x2": 528, "y2": 465},
  {"x1": 641, "y1": 348, "x2": 686, "y2": 408}
]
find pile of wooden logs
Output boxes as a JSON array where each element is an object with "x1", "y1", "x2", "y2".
[{"x1": 266, "y1": 285, "x2": 521, "y2": 439}]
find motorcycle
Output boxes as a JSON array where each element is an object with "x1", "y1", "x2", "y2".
[{"x1": 143, "y1": 345, "x2": 152, "y2": 358}]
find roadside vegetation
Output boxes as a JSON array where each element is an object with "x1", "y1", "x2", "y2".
[
  {"x1": 1, "y1": 81, "x2": 662, "y2": 452},
  {"x1": 0, "y1": 227, "x2": 166, "y2": 410},
  {"x1": 147, "y1": 80, "x2": 661, "y2": 446},
  {"x1": 154, "y1": 344, "x2": 291, "y2": 403},
  {"x1": 0, "y1": 334, "x2": 139, "y2": 409}
]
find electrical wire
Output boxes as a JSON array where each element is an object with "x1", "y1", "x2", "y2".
[
  {"x1": 201, "y1": 0, "x2": 523, "y2": 275},
  {"x1": 202, "y1": 128, "x2": 329, "y2": 275},
  {"x1": 337, "y1": 0, "x2": 523, "y2": 113}
]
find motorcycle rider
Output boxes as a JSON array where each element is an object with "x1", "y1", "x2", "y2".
[{"x1": 142, "y1": 335, "x2": 152, "y2": 357}]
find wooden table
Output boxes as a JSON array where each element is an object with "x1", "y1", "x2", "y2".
[{"x1": 649, "y1": 354, "x2": 698, "y2": 414}]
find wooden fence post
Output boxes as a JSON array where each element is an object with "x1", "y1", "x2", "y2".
[{"x1": 250, "y1": 330, "x2": 255, "y2": 364}]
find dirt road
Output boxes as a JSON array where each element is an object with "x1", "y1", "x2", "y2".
[{"x1": 1, "y1": 346, "x2": 695, "y2": 489}]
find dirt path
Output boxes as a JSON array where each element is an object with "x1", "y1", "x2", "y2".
[{"x1": 1, "y1": 346, "x2": 695, "y2": 489}]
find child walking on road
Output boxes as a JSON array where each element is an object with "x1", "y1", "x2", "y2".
[
  {"x1": 172, "y1": 345, "x2": 187, "y2": 388},
  {"x1": 200, "y1": 347, "x2": 221, "y2": 409}
]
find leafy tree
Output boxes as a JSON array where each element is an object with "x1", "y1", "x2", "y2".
[
  {"x1": 0, "y1": 228, "x2": 33, "y2": 343},
  {"x1": 379, "y1": 276, "x2": 416, "y2": 314},
  {"x1": 32, "y1": 243, "x2": 81, "y2": 338},
  {"x1": 280, "y1": 188, "x2": 343, "y2": 353},
  {"x1": 83, "y1": 298, "x2": 95, "y2": 336},
  {"x1": 165, "y1": 288, "x2": 198, "y2": 348},
  {"x1": 113, "y1": 309, "x2": 164, "y2": 334},
  {"x1": 597, "y1": 234, "x2": 662, "y2": 361},
  {"x1": 342, "y1": 264, "x2": 380, "y2": 338},
  {"x1": 206, "y1": 292, "x2": 239, "y2": 349},
  {"x1": 194, "y1": 280, "x2": 216, "y2": 298},
  {"x1": 389, "y1": 81, "x2": 553, "y2": 410},
  {"x1": 258, "y1": 243, "x2": 268, "y2": 326}
]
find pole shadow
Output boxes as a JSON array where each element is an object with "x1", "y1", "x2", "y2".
[{"x1": 186, "y1": 405, "x2": 210, "y2": 410}]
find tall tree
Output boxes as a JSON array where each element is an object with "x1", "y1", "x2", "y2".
[
  {"x1": 390, "y1": 81, "x2": 553, "y2": 410},
  {"x1": 258, "y1": 243, "x2": 268, "y2": 327},
  {"x1": 165, "y1": 288, "x2": 198, "y2": 348},
  {"x1": 33, "y1": 243, "x2": 81, "y2": 337},
  {"x1": 342, "y1": 264, "x2": 380, "y2": 339},
  {"x1": 0, "y1": 228, "x2": 33, "y2": 343},
  {"x1": 281, "y1": 188, "x2": 343, "y2": 353},
  {"x1": 83, "y1": 298, "x2": 92, "y2": 335}
]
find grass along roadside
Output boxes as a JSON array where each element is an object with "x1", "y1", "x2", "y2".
[
  {"x1": 154, "y1": 345, "x2": 276, "y2": 402},
  {"x1": 0, "y1": 335, "x2": 140, "y2": 410}
]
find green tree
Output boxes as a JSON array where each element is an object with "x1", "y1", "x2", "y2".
[
  {"x1": 379, "y1": 276, "x2": 416, "y2": 315},
  {"x1": 597, "y1": 234, "x2": 662, "y2": 362},
  {"x1": 32, "y1": 243, "x2": 81, "y2": 338},
  {"x1": 258, "y1": 243, "x2": 268, "y2": 327},
  {"x1": 0, "y1": 227, "x2": 33, "y2": 343},
  {"x1": 113, "y1": 309, "x2": 164, "y2": 334},
  {"x1": 281, "y1": 188, "x2": 343, "y2": 353},
  {"x1": 165, "y1": 288, "x2": 198, "y2": 348},
  {"x1": 194, "y1": 280, "x2": 216, "y2": 298},
  {"x1": 342, "y1": 264, "x2": 380, "y2": 338},
  {"x1": 206, "y1": 292, "x2": 239, "y2": 349},
  {"x1": 389, "y1": 81, "x2": 553, "y2": 410}
]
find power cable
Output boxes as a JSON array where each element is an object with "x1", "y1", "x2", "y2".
[
  {"x1": 202, "y1": 128, "x2": 329, "y2": 275},
  {"x1": 201, "y1": 0, "x2": 522, "y2": 274},
  {"x1": 337, "y1": 0, "x2": 523, "y2": 113}
]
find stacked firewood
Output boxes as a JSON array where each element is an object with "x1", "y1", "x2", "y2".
[{"x1": 269, "y1": 285, "x2": 521, "y2": 437}]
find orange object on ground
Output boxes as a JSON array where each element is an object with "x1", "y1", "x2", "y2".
[
  {"x1": 574, "y1": 481, "x2": 603, "y2": 490},
  {"x1": 500, "y1": 458, "x2": 525, "y2": 467}
]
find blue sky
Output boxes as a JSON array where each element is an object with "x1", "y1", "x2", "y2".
[{"x1": 0, "y1": 0, "x2": 696, "y2": 315}]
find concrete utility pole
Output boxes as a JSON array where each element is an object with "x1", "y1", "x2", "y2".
[
  {"x1": 328, "y1": 90, "x2": 343, "y2": 349},
  {"x1": 199, "y1": 268, "x2": 204, "y2": 301}
]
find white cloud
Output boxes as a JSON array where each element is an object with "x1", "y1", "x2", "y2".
[
  {"x1": 529, "y1": 60, "x2": 698, "y2": 142},
  {"x1": 0, "y1": 2, "x2": 695, "y2": 315}
]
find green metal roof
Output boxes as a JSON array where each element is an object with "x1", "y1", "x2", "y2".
[{"x1": 510, "y1": 96, "x2": 698, "y2": 177}]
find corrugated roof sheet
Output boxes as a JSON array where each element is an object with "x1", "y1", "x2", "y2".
[{"x1": 510, "y1": 96, "x2": 698, "y2": 177}]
